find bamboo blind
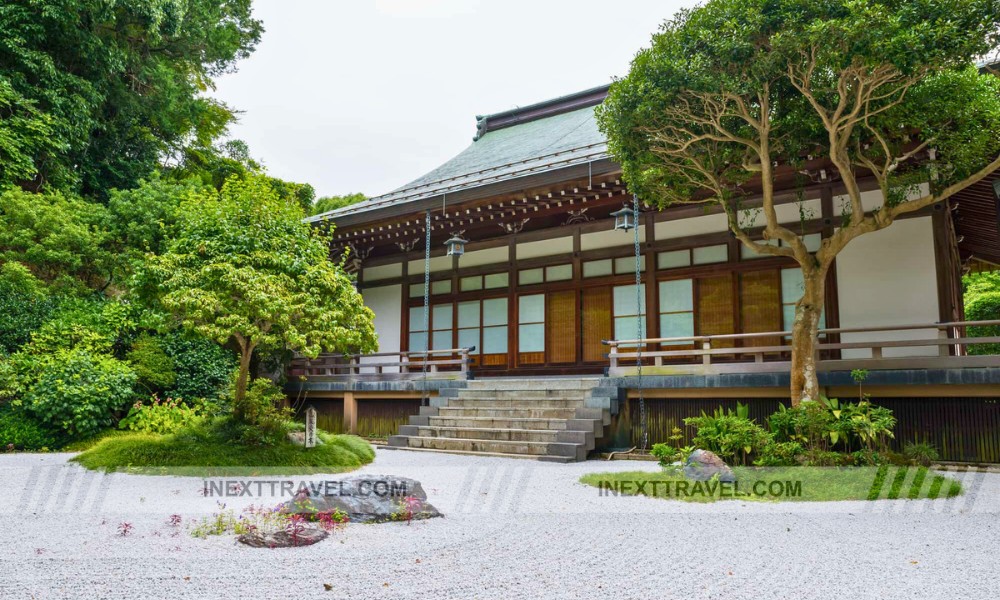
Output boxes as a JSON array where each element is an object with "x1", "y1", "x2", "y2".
[
  {"x1": 697, "y1": 274, "x2": 736, "y2": 347},
  {"x1": 739, "y1": 270, "x2": 782, "y2": 347},
  {"x1": 547, "y1": 290, "x2": 578, "y2": 364},
  {"x1": 582, "y1": 287, "x2": 612, "y2": 362}
]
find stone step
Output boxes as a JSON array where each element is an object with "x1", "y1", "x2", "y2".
[
  {"x1": 379, "y1": 443, "x2": 575, "y2": 463},
  {"x1": 400, "y1": 436, "x2": 586, "y2": 460},
  {"x1": 437, "y1": 406, "x2": 578, "y2": 419},
  {"x1": 427, "y1": 416, "x2": 570, "y2": 430},
  {"x1": 416, "y1": 426, "x2": 560, "y2": 443},
  {"x1": 465, "y1": 378, "x2": 602, "y2": 390},
  {"x1": 446, "y1": 398, "x2": 585, "y2": 409},
  {"x1": 454, "y1": 389, "x2": 589, "y2": 400}
]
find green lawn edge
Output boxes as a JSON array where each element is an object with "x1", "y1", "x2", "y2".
[
  {"x1": 71, "y1": 429, "x2": 375, "y2": 477},
  {"x1": 579, "y1": 466, "x2": 964, "y2": 503}
]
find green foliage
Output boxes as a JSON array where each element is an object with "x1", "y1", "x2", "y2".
[
  {"x1": 599, "y1": 0, "x2": 1000, "y2": 208},
  {"x1": 311, "y1": 193, "x2": 367, "y2": 216},
  {"x1": 684, "y1": 404, "x2": 771, "y2": 466},
  {"x1": 139, "y1": 175, "x2": 376, "y2": 416},
  {"x1": 73, "y1": 420, "x2": 376, "y2": 473},
  {"x1": 0, "y1": 0, "x2": 262, "y2": 195},
  {"x1": 26, "y1": 297, "x2": 134, "y2": 356},
  {"x1": 118, "y1": 395, "x2": 206, "y2": 435},
  {"x1": 754, "y1": 441, "x2": 803, "y2": 467},
  {"x1": 0, "y1": 402, "x2": 64, "y2": 450},
  {"x1": 126, "y1": 335, "x2": 177, "y2": 391},
  {"x1": 0, "y1": 262, "x2": 54, "y2": 354},
  {"x1": 963, "y1": 271, "x2": 1000, "y2": 355},
  {"x1": 0, "y1": 78, "x2": 62, "y2": 187},
  {"x1": 24, "y1": 349, "x2": 137, "y2": 438},
  {"x1": 769, "y1": 398, "x2": 896, "y2": 459},
  {"x1": 0, "y1": 188, "x2": 111, "y2": 291},
  {"x1": 903, "y1": 441, "x2": 940, "y2": 467},
  {"x1": 225, "y1": 378, "x2": 293, "y2": 445},
  {"x1": 159, "y1": 332, "x2": 236, "y2": 400}
]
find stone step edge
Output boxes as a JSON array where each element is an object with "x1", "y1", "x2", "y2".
[{"x1": 376, "y1": 444, "x2": 574, "y2": 463}]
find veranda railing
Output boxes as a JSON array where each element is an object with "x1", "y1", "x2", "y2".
[
  {"x1": 289, "y1": 347, "x2": 476, "y2": 381},
  {"x1": 603, "y1": 320, "x2": 1000, "y2": 376}
]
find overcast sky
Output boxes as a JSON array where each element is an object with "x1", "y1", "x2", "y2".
[{"x1": 211, "y1": 0, "x2": 689, "y2": 199}]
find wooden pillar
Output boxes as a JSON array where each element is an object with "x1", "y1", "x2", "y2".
[
  {"x1": 344, "y1": 392, "x2": 358, "y2": 434},
  {"x1": 573, "y1": 226, "x2": 584, "y2": 364},
  {"x1": 643, "y1": 212, "x2": 658, "y2": 344}
]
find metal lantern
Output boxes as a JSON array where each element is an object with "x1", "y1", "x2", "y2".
[
  {"x1": 610, "y1": 204, "x2": 638, "y2": 232},
  {"x1": 444, "y1": 233, "x2": 468, "y2": 257}
]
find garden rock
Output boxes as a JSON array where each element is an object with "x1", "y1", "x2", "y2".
[
  {"x1": 238, "y1": 526, "x2": 328, "y2": 548},
  {"x1": 683, "y1": 449, "x2": 736, "y2": 482},
  {"x1": 281, "y1": 475, "x2": 442, "y2": 523}
]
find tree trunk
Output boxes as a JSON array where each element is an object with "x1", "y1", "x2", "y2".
[
  {"x1": 234, "y1": 346, "x2": 253, "y2": 421},
  {"x1": 789, "y1": 271, "x2": 826, "y2": 406}
]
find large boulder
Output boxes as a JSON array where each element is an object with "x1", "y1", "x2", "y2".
[
  {"x1": 281, "y1": 475, "x2": 442, "y2": 524},
  {"x1": 683, "y1": 449, "x2": 736, "y2": 482}
]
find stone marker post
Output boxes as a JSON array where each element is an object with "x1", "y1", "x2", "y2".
[{"x1": 305, "y1": 406, "x2": 317, "y2": 448}]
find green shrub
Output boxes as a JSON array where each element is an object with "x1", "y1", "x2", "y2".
[
  {"x1": 24, "y1": 349, "x2": 137, "y2": 438},
  {"x1": 26, "y1": 297, "x2": 134, "y2": 356},
  {"x1": 684, "y1": 404, "x2": 771, "y2": 465},
  {"x1": 0, "y1": 263, "x2": 55, "y2": 354},
  {"x1": 0, "y1": 403, "x2": 64, "y2": 450},
  {"x1": 965, "y1": 289, "x2": 1000, "y2": 355},
  {"x1": 118, "y1": 395, "x2": 205, "y2": 435},
  {"x1": 903, "y1": 441, "x2": 940, "y2": 466},
  {"x1": 754, "y1": 441, "x2": 803, "y2": 467},
  {"x1": 160, "y1": 332, "x2": 236, "y2": 400},
  {"x1": 651, "y1": 443, "x2": 677, "y2": 466},
  {"x1": 227, "y1": 378, "x2": 293, "y2": 445},
  {"x1": 126, "y1": 334, "x2": 176, "y2": 391},
  {"x1": 769, "y1": 398, "x2": 895, "y2": 454}
]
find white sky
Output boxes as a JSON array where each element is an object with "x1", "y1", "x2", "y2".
[{"x1": 211, "y1": 0, "x2": 689, "y2": 199}]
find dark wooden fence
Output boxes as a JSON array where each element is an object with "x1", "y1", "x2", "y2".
[{"x1": 611, "y1": 396, "x2": 1000, "y2": 463}]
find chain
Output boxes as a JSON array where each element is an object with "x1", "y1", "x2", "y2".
[
  {"x1": 633, "y1": 194, "x2": 648, "y2": 451},
  {"x1": 421, "y1": 210, "x2": 431, "y2": 406}
]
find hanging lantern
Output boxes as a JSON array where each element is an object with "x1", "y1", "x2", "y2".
[
  {"x1": 444, "y1": 232, "x2": 468, "y2": 257},
  {"x1": 610, "y1": 204, "x2": 638, "y2": 232}
]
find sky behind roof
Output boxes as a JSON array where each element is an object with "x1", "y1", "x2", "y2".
[{"x1": 211, "y1": 0, "x2": 688, "y2": 199}]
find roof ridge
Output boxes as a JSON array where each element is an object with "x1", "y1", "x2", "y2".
[{"x1": 473, "y1": 84, "x2": 610, "y2": 141}]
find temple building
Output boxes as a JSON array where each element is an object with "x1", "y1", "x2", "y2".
[{"x1": 290, "y1": 84, "x2": 1000, "y2": 463}]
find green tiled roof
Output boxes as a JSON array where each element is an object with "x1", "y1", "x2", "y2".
[{"x1": 308, "y1": 87, "x2": 610, "y2": 222}]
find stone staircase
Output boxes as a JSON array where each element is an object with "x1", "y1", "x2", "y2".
[{"x1": 387, "y1": 378, "x2": 618, "y2": 462}]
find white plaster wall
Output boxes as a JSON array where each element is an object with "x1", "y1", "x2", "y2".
[
  {"x1": 580, "y1": 224, "x2": 647, "y2": 252},
  {"x1": 360, "y1": 284, "x2": 402, "y2": 372},
  {"x1": 833, "y1": 184, "x2": 930, "y2": 217},
  {"x1": 407, "y1": 255, "x2": 452, "y2": 274},
  {"x1": 835, "y1": 216, "x2": 939, "y2": 358},
  {"x1": 739, "y1": 198, "x2": 823, "y2": 228},
  {"x1": 461, "y1": 246, "x2": 509, "y2": 268},
  {"x1": 362, "y1": 263, "x2": 402, "y2": 282},
  {"x1": 517, "y1": 236, "x2": 573, "y2": 259},
  {"x1": 655, "y1": 213, "x2": 729, "y2": 239}
]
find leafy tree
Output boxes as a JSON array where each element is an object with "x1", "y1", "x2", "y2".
[
  {"x1": 0, "y1": 0, "x2": 262, "y2": 195},
  {"x1": 598, "y1": 0, "x2": 1000, "y2": 404},
  {"x1": 312, "y1": 193, "x2": 366, "y2": 216},
  {"x1": 963, "y1": 271, "x2": 1000, "y2": 354},
  {"x1": 0, "y1": 188, "x2": 112, "y2": 291},
  {"x1": 140, "y1": 176, "x2": 377, "y2": 418},
  {"x1": 0, "y1": 263, "x2": 54, "y2": 354}
]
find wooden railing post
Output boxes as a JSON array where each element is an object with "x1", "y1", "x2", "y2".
[
  {"x1": 938, "y1": 326, "x2": 951, "y2": 357},
  {"x1": 702, "y1": 340, "x2": 712, "y2": 367},
  {"x1": 607, "y1": 341, "x2": 618, "y2": 370}
]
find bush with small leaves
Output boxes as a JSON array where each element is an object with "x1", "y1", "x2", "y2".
[{"x1": 24, "y1": 349, "x2": 137, "y2": 438}]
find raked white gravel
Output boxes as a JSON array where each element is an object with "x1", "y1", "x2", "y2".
[{"x1": 0, "y1": 448, "x2": 998, "y2": 600}]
